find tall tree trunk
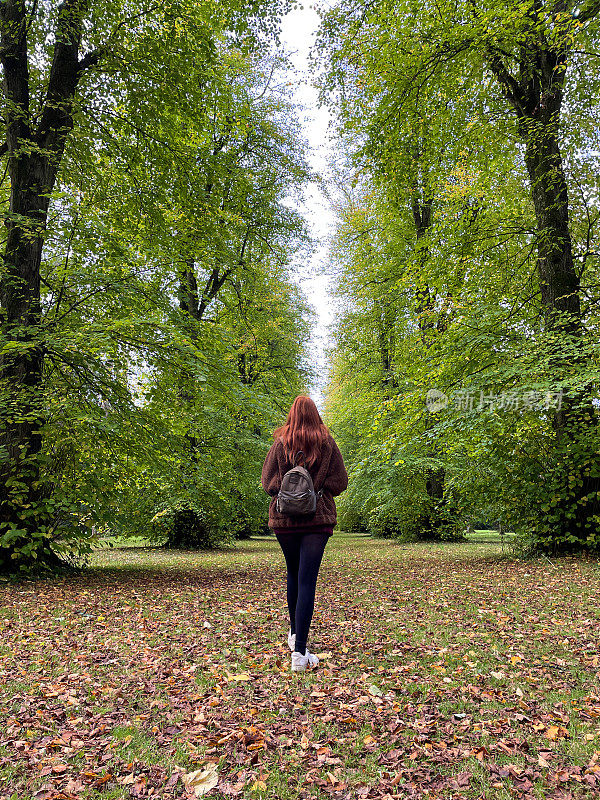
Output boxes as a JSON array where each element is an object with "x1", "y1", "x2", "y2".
[
  {"x1": 483, "y1": 2, "x2": 600, "y2": 547},
  {"x1": 168, "y1": 259, "x2": 207, "y2": 548},
  {"x1": 520, "y1": 119, "x2": 600, "y2": 546},
  {"x1": 411, "y1": 194, "x2": 449, "y2": 534},
  {"x1": 0, "y1": 0, "x2": 100, "y2": 567},
  {"x1": 170, "y1": 230, "x2": 247, "y2": 547},
  {"x1": 374, "y1": 297, "x2": 397, "y2": 394}
]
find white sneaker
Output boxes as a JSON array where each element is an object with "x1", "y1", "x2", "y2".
[
  {"x1": 287, "y1": 629, "x2": 295, "y2": 651},
  {"x1": 306, "y1": 650, "x2": 319, "y2": 667},
  {"x1": 291, "y1": 649, "x2": 319, "y2": 671}
]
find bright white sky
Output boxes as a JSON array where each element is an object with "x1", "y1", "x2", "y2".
[{"x1": 279, "y1": 3, "x2": 338, "y2": 408}]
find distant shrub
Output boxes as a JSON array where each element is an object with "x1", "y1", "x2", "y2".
[
  {"x1": 151, "y1": 503, "x2": 231, "y2": 549},
  {"x1": 367, "y1": 498, "x2": 464, "y2": 542},
  {"x1": 336, "y1": 505, "x2": 369, "y2": 533}
]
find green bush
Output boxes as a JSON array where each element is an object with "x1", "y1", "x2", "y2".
[
  {"x1": 367, "y1": 495, "x2": 464, "y2": 542},
  {"x1": 336, "y1": 504, "x2": 369, "y2": 533},
  {"x1": 151, "y1": 503, "x2": 232, "y2": 550}
]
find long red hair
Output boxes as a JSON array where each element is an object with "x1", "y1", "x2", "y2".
[{"x1": 274, "y1": 396, "x2": 330, "y2": 467}]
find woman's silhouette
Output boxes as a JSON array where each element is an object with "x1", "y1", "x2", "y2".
[{"x1": 261, "y1": 396, "x2": 348, "y2": 671}]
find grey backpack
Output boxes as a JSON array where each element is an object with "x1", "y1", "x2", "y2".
[{"x1": 276, "y1": 451, "x2": 323, "y2": 517}]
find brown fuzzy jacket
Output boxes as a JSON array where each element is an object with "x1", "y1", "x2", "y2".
[{"x1": 261, "y1": 434, "x2": 349, "y2": 530}]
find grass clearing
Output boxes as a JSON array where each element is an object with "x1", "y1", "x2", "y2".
[{"x1": 1, "y1": 532, "x2": 599, "y2": 798}]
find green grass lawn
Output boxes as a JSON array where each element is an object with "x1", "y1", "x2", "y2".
[
  {"x1": 1, "y1": 533, "x2": 599, "y2": 799},
  {"x1": 466, "y1": 530, "x2": 516, "y2": 544}
]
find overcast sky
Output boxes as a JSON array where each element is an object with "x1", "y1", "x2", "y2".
[{"x1": 279, "y1": 3, "x2": 338, "y2": 409}]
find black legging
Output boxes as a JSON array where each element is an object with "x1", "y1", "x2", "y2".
[{"x1": 275, "y1": 532, "x2": 329, "y2": 655}]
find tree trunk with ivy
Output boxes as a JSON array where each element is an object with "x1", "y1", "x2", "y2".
[
  {"x1": 484, "y1": 2, "x2": 600, "y2": 550},
  {"x1": 0, "y1": 0, "x2": 101, "y2": 569}
]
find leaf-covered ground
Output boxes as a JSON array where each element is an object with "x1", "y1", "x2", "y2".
[{"x1": 1, "y1": 533, "x2": 599, "y2": 799}]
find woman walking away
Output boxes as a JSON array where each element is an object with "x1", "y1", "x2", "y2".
[{"x1": 261, "y1": 396, "x2": 348, "y2": 672}]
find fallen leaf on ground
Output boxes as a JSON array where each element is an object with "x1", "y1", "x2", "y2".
[{"x1": 183, "y1": 763, "x2": 219, "y2": 797}]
